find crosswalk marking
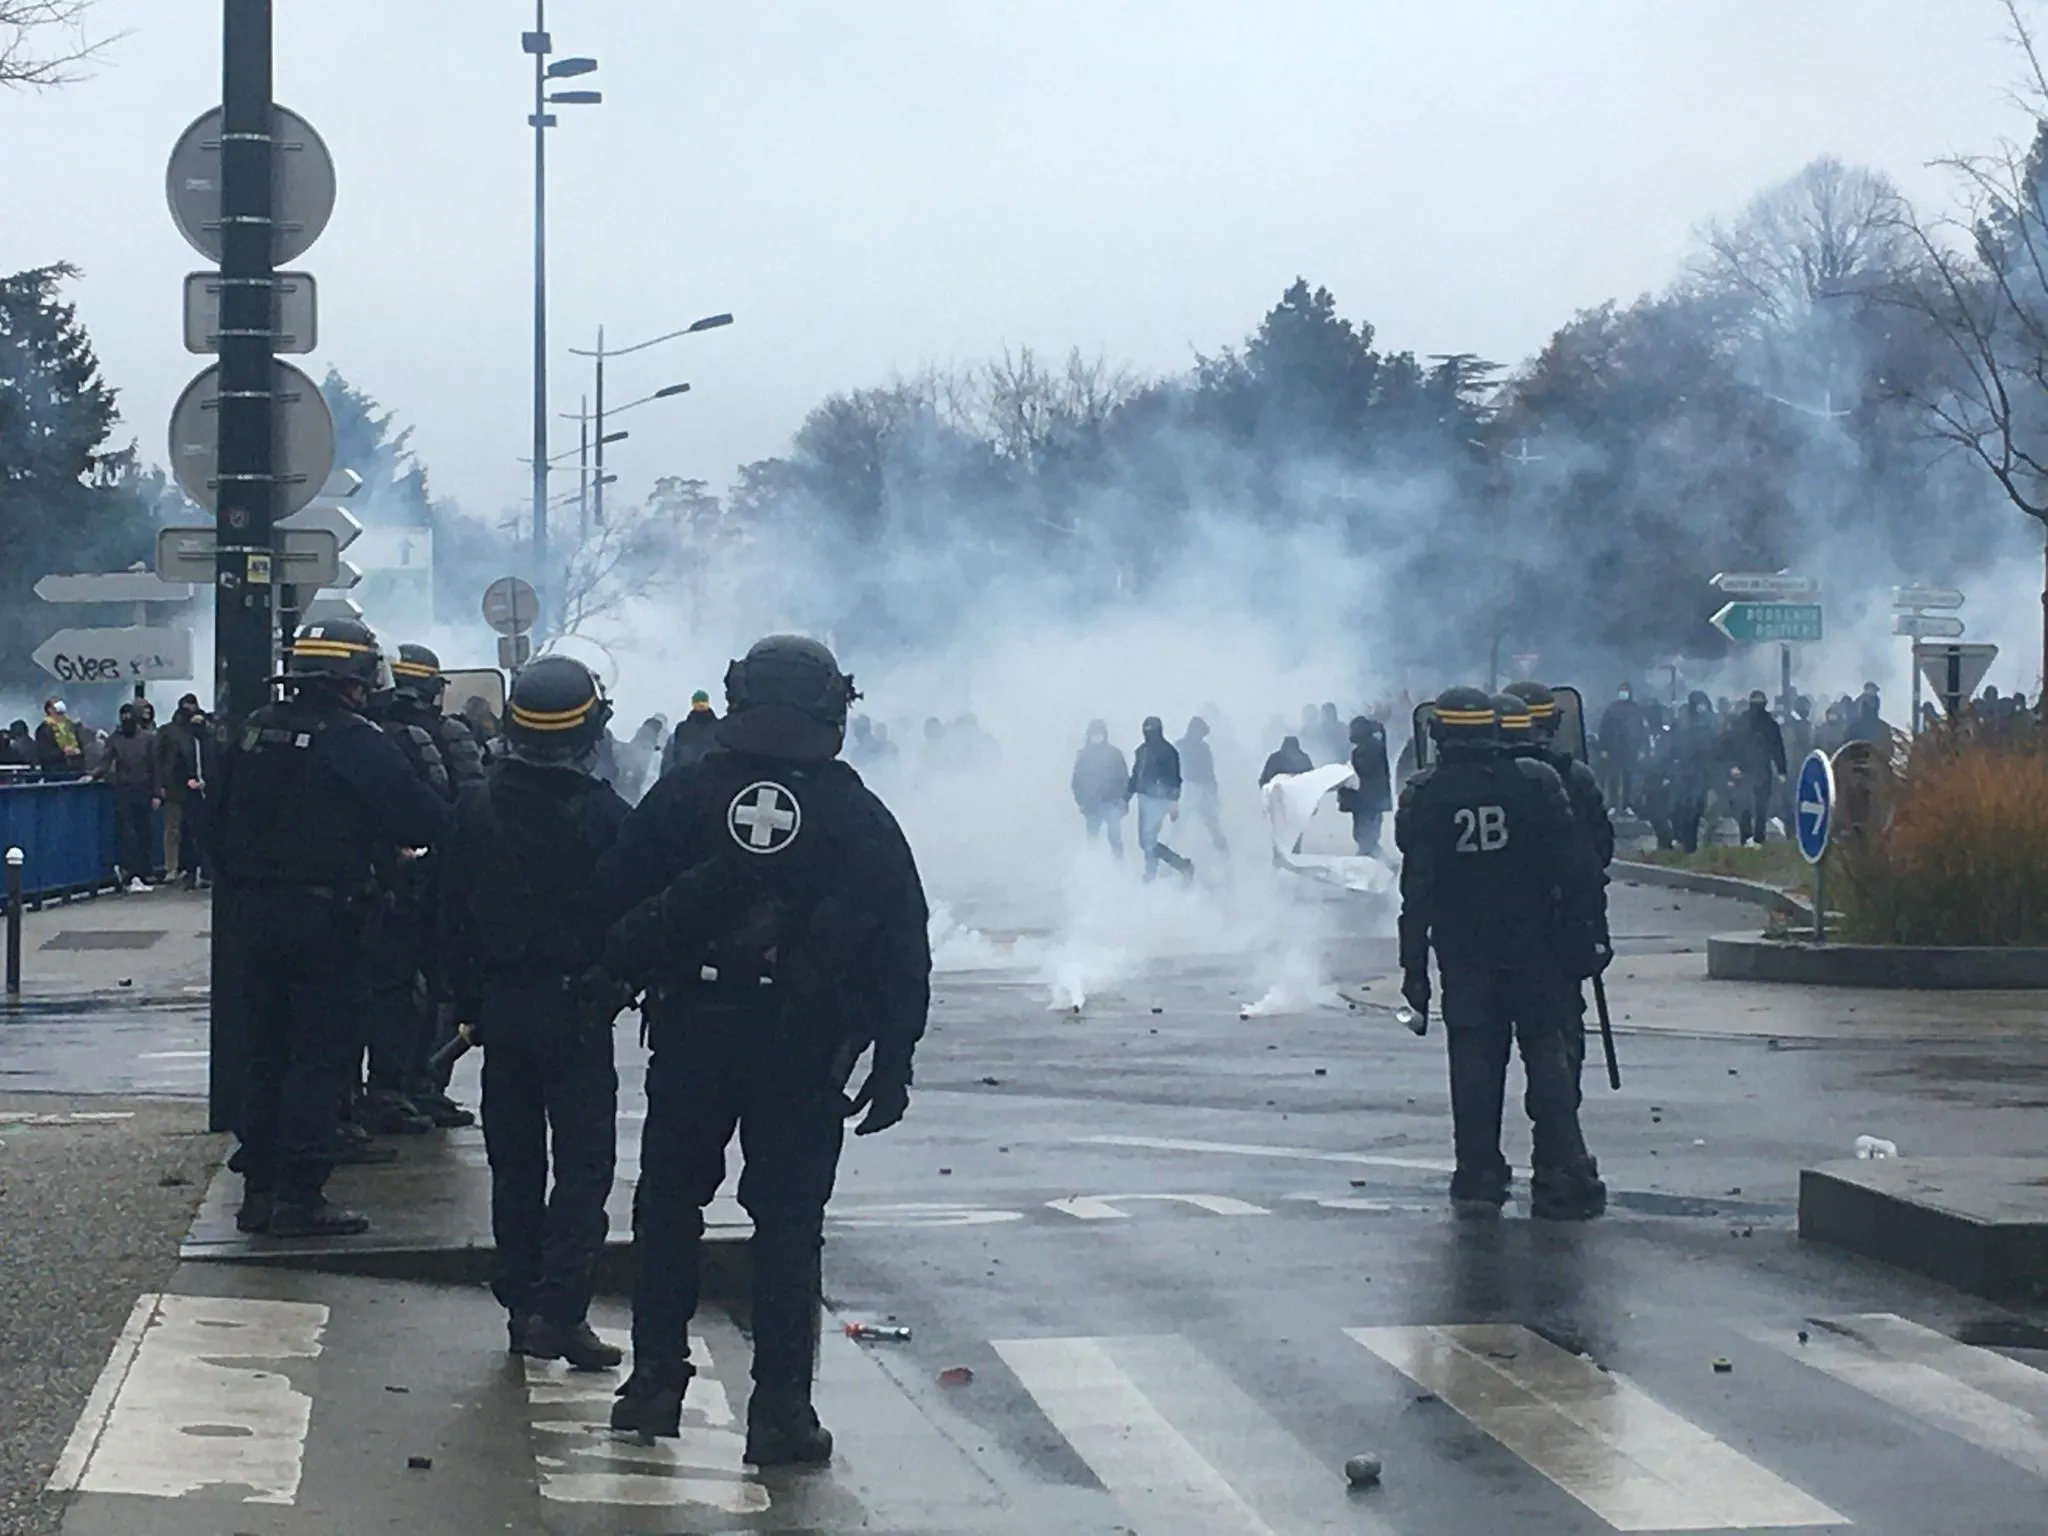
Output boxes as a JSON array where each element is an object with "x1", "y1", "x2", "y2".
[
  {"x1": 1756, "y1": 1312, "x2": 2048, "y2": 1480},
  {"x1": 1044, "y1": 1193, "x2": 1272, "y2": 1220},
  {"x1": 1348, "y1": 1324, "x2": 1845, "y2": 1531},
  {"x1": 1081, "y1": 1132, "x2": 1454, "y2": 1173},
  {"x1": 993, "y1": 1336, "x2": 1290, "y2": 1535},
  {"x1": 524, "y1": 1329, "x2": 768, "y2": 1512},
  {"x1": 49, "y1": 1293, "x2": 326, "y2": 1504}
]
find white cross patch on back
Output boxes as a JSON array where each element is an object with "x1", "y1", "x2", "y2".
[{"x1": 728, "y1": 780, "x2": 802, "y2": 854}]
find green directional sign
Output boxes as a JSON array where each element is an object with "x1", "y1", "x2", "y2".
[{"x1": 1711, "y1": 601, "x2": 1823, "y2": 643}]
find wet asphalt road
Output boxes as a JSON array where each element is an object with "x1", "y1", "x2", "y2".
[{"x1": 25, "y1": 879, "x2": 2048, "y2": 1534}]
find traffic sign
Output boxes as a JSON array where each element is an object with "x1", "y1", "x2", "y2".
[
  {"x1": 168, "y1": 358, "x2": 336, "y2": 518},
  {"x1": 1915, "y1": 642, "x2": 1999, "y2": 714},
  {"x1": 300, "y1": 596, "x2": 362, "y2": 625},
  {"x1": 157, "y1": 526, "x2": 342, "y2": 588},
  {"x1": 1892, "y1": 585, "x2": 1964, "y2": 610},
  {"x1": 482, "y1": 576, "x2": 540, "y2": 636},
  {"x1": 317, "y1": 466, "x2": 363, "y2": 501},
  {"x1": 182, "y1": 270, "x2": 316, "y2": 354},
  {"x1": 325, "y1": 560, "x2": 362, "y2": 592},
  {"x1": 276, "y1": 503, "x2": 363, "y2": 553},
  {"x1": 32, "y1": 625, "x2": 193, "y2": 685},
  {"x1": 1893, "y1": 613, "x2": 1965, "y2": 639},
  {"x1": 166, "y1": 104, "x2": 337, "y2": 264},
  {"x1": 1795, "y1": 749, "x2": 1834, "y2": 865},
  {"x1": 1510, "y1": 652, "x2": 1541, "y2": 676},
  {"x1": 1711, "y1": 602, "x2": 1824, "y2": 644},
  {"x1": 498, "y1": 634, "x2": 533, "y2": 671},
  {"x1": 34, "y1": 572, "x2": 194, "y2": 605},
  {"x1": 1713, "y1": 572, "x2": 1819, "y2": 599},
  {"x1": 350, "y1": 525, "x2": 433, "y2": 574}
]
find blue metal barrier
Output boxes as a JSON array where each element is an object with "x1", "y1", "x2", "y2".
[{"x1": 0, "y1": 778, "x2": 118, "y2": 902}]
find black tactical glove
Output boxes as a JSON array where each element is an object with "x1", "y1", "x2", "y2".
[
  {"x1": 846, "y1": 1051, "x2": 912, "y2": 1136},
  {"x1": 574, "y1": 966, "x2": 637, "y2": 1033},
  {"x1": 1400, "y1": 967, "x2": 1432, "y2": 1018},
  {"x1": 1569, "y1": 923, "x2": 1614, "y2": 980}
]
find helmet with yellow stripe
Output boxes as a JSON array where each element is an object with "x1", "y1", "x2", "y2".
[
  {"x1": 1428, "y1": 685, "x2": 1497, "y2": 750},
  {"x1": 284, "y1": 618, "x2": 384, "y2": 688},
  {"x1": 1503, "y1": 679, "x2": 1559, "y2": 744},
  {"x1": 390, "y1": 642, "x2": 448, "y2": 701},
  {"x1": 505, "y1": 655, "x2": 611, "y2": 764}
]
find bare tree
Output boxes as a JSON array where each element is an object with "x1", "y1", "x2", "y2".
[
  {"x1": 956, "y1": 345, "x2": 1137, "y2": 469},
  {"x1": 1699, "y1": 158, "x2": 1915, "y2": 331},
  {"x1": 1, "y1": 1, "x2": 118, "y2": 89}
]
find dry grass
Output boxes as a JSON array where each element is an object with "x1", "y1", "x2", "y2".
[{"x1": 1833, "y1": 739, "x2": 2048, "y2": 946}]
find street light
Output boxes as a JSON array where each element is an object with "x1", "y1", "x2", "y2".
[
  {"x1": 523, "y1": 4, "x2": 601, "y2": 634},
  {"x1": 568, "y1": 317, "x2": 729, "y2": 532},
  {"x1": 561, "y1": 383, "x2": 692, "y2": 532}
]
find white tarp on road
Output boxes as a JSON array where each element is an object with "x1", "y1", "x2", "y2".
[{"x1": 1261, "y1": 765, "x2": 1397, "y2": 896}]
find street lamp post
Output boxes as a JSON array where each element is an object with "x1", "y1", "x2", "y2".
[
  {"x1": 570, "y1": 312, "x2": 731, "y2": 529},
  {"x1": 521, "y1": 2, "x2": 599, "y2": 631}
]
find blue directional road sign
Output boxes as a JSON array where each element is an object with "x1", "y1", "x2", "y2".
[
  {"x1": 1795, "y1": 749, "x2": 1835, "y2": 865},
  {"x1": 1712, "y1": 602, "x2": 1824, "y2": 643}
]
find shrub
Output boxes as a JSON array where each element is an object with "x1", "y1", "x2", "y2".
[{"x1": 1832, "y1": 738, "x2": 2048, "y2": 946}]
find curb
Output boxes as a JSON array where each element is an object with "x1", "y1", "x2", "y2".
[
  {"x1": 1800, "y1": 1158, "x2": 2048, "y2": 1302},
  {"x1": 1612, "y1": 858, "x2": 1811, "y2": 919},
  {"x1": 1708, "y1": 933, "x2": 2048, "y2": 989}
]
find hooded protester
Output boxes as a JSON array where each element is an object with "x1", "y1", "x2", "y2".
[
  {"x1": 1259, "y1": 734, "x2": 1314, "y2": 786},
  {"x1": 1070, "y1": 720, "x2": 1131, "y2": 857},
  {"x1": 1596, "y1": 683, "x2": 1647, "y2": 813},
  {"x1": 1669, "y1": 691, "x2": 1720, "y2": 854},
  {"x1": 97, "y1": 702, "x2": 161, "y2": 890},
  {"x1": 1129, "y1": 716, "x2": 1193, "y2": 882},
  {"x1": 2, "y1": 720, "x2": 33, "y2": 769},
  {"x1": 155, "y1": 694, "x2": 209, "y2": 886},
  {"x1": 1846, "y1": 683, "x2": 1890, "y2": 746},
  {"x1": 1315, "y1": 702, "x2": 1347, "y2": 767},
  {"x1": 1339, "y1": 712, "x2": 1393, "y2": 856},
  {"x1": 34, "y1": 698, "x2": 83, "y2": 775},
  {"x1": 662, "y1": 691, "x2": 721, "y2": 778},
  {"x1": 1176, "y1": 716, "x2": 1228, "y2": 852},
  {"x1": 1726, "y1": 691, "x2": 1788, "y2": 846}
]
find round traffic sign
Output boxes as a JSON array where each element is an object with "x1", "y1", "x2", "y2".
[
  {"x1": 167, "y1": 358, "x2": 337, "y2": 518},
  {"x1": 1794, "y1": 749, "x2": 1835, "y2": 865},
  {"x1": 481, "y1": 576, "x2": 540, "y2": 636},
  {"x1": 166, "y1": 104, "x2": 337, "y2": 265}
]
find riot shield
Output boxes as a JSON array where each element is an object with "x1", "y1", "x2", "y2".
[{"x1": 440, "y1": 667, "x2": 507, "y2": 745}]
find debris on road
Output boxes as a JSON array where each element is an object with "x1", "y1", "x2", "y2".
[
  {"x1": 407, "y1": 1454, "x2": 433, "y2": 1470},
  {"x1": 1855, "y1": 1135, "x2": 1898, "y2": 1160},
  {"x1": 938, "y1": 1366, "x2": 974, "y2": 1387},
  {"x1": 1344, "y1": 1452, "x2": 1383, "y2": 1487},
  {"x1": 844, "y1": 1322, "x2": 912, "y2": 1343},
  {"x1": 980, "y1": 1075, "x2": 1002, "y2": 1086},
  {"x1": 1712, "y1": 1358, "x2": 1733, "y2": 1374}
]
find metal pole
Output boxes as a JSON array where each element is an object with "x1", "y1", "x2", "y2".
[
  {"x1": 593, "y1": 326, "x2": 607, "y2": 530},
  {"x1": 5, "y1": 846, "x2": 23, "y2": 1002},
  {"x1": 211, "y1": 0, "x2": 277, "y2": 1132},
  {"x1": 577, "y1": 393, "x2": 589, "y2": 542},
  {"x1": 1910, "y1": 632, "x2": 1923, "y2": 737},
  {"x1": 1779, "y1": 643, "x2": 1792, "y2": 720},
  {"x1": 530, "y1": 0, "x2": 550, "y2": 631},
  {"x1": 1814, "y1": 857, "x2": 1827, "y2": 947}
]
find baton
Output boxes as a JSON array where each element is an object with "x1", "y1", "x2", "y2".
[
  {"x1": 428, "y1": 1022, "x2": 478, "y2": 1074},
  {"x1": 1590, "y1": 973, "x2": 1621, "y2": 1090}
]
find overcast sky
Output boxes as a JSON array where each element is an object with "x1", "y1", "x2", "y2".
[{"x1": 0, "y1": 0, "x2": 2037, "y2": 519}]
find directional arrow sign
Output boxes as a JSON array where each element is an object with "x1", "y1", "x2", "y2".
[
  {"x1": 318, "y1": 466, "x2": 363, "y2": 500},
  {"x1": 324, "y1": 560, "x2": 362, "y2": 592},
  {"x1": 1712, "y1": 602, "x2": 1823, "y2": 644},
  {"x1": 1795, "y1": 749, "x2": 1834, "y2": 865},
  {"x1": 1713, "y1": 572, "x2": 1819, "y2": 599},
  {"x1": 277, "y1": 503, "x2": 363, "y2": 552},
  {"x1": 32, "y1": 625, "x2": 193, "y2": 685},
  {"x1": 1893, "y1": 613, "x2": 1965, "y2": 639},
  {"x1": 34, "y1": 572, "x2": 194, "y2": 605},
  {"x1": 157, "y1": 526, "x2": 341, "y2": 588},
  {"x1": 1892, "y1": 585, "x2": 1964, "y2": 610}
]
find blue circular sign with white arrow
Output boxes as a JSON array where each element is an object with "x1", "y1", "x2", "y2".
[{"x1": 1795, "y1": 749, "x2": 1835, "y2": 865}]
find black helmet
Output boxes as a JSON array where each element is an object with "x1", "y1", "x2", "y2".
[
  {"x1": 718, "y1": 634, "x2": 858, "y2": 761},
  {"x1": 391, "y1": 642, "x2": 448, "y2": 700},
  {"x1": 505, "y1": 655, "x2": 610, "y2": 763},
  {"x1": 285, "y1": 618, "x2": 383, "y2": 689},
  {"x1": 1429, "y1": 685, "x2": 1496, "y2": 747},
  {"x1": 1504, "y1": 679, "x2": 1558, "y2": 740},
  {"x1": 1492, "y1": 691, "x2": 1535, "y2": 742}
]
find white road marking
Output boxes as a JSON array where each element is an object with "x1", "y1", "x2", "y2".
[
  {"x1": 1044, "y1": 1193, "x2": 1272, "y2": 1221},
  {"x1": 47, "y1": 1294, "x2": 157, "y2": 1492},
  {"x1": 1757, "y1": 1313, "x2": 2048, "y2": 1479},
  {"x1": 526, "y1": 1330, "x2": 765, "y2": 1511},
  {"x1": 139, "y1": 1050, "x2": 208, "y2": 1060},
  {"x1": 53, "y1": 1293, "x2": 325, "y2": 1504},
  {"x1": 0, "y1": 1110, "x2": 137, "y2": 1126},
  {"x1": 832, "y1": 1201, "x2": 1025, "y2": 1227},
  {"x1": 1349, "y1": 1324, "x2": 1843, "y2": 1531},
  {"x1": 1082, "y1": 1132, "x2": 1453, "y2": 1174}
]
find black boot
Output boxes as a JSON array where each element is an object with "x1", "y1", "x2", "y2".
[
  {"x1": 524, "y1": 1317, "x2": 624, "y2": 1371},
  {"x1": 357, "y1": 1089, "x2": 434, "y2": 1136},
  {"x1": 235, "y1": 1190, "x2": 273, "y2": 1234},
  {"x1": 331, "y1": 1119, "x2": 400, "y2": 1165},
  {"x1": 1449, "y1": 1164, "x2": 1511, "y2": 1216},
  {"x1": 610, "y1": 1363, "x2": 692, "y2": 1437},
  {"x1": 744, "y1": 1388, "x2": 834, "y2": 1467},
  {"x1": 268, "y1": 1198, "x2": 371, "y2": 1238},
  {"x1": 506, "y1": 1312, "x2": 533, "y2": 1355},
  {"x1": 411, "y1": 1091, "x2": 476, "y2": 1130},
  {"x1": 1531, "y1": 1161, "x2": 1607, "y2": 1221}
]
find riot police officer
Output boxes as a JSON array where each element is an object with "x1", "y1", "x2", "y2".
[
  {"x1": 600, "y1": 635, "x2": 931, "y2": 1464},
  {"x1": 388, "y1": 644, "x2": 488, "y2": 792},
  {"x1": 440, "y1": 656, "x2": 632, "y2": 1370},
  {"x1": 1396, "y1": 686, "x2": 1609, "y2": 1220},
  {"x1": 1502, "y1": 681, "x2": 1615, "y2": 870},
  {"x1": 210, "y1": 620, "x2": 451, "y2": 1238}
]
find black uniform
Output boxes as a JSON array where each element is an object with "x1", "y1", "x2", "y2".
[
  {"x1": 441, "y1": 757, "x2": 631, "y2": 1333},
  {"x1": 600, "y1": 746, "x2": 929, "y2": 1406},
  {"x1": 211, "y1": 693, "x2": 449, "y2": 1214},
  {"x1": 361, "y1": 708, "x2": 450, "y2": 1115},
  {"x1": 1396, "y1": 743, "x2": 1606, "y2": 1207}
]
